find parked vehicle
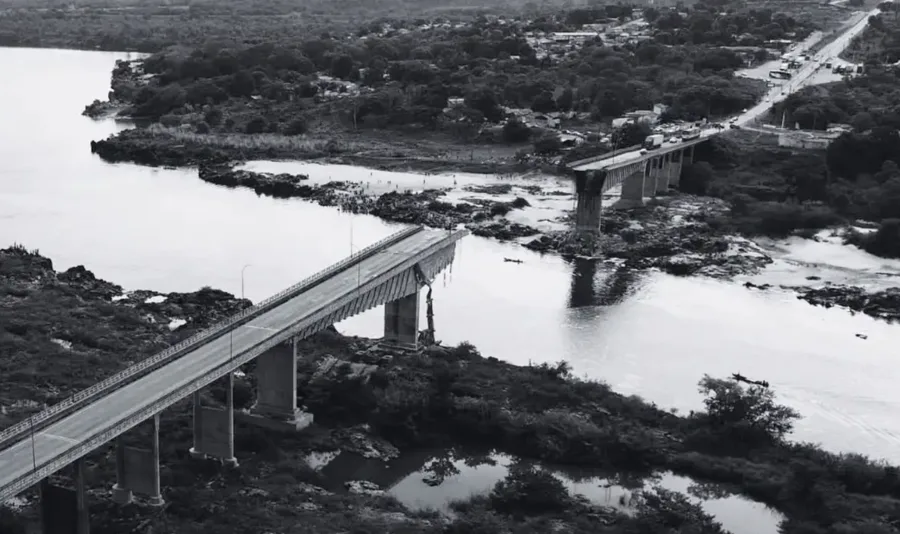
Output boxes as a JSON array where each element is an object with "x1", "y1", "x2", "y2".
[{"x1": 643, "y1": 134, "x2": 664, "y2": 150}]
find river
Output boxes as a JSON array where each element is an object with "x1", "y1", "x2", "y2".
[{"x1": 2, "y1": 46, "x2": 900, "y2": 478}]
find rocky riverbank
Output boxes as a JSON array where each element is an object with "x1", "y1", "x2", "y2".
[
  {"x1": 83, "y1": 59, "x2": 147, "y2": 119},
  {"x1": 794, "y1": 285, "x2": 900, "y2": 322},
  {"x1": 194, "y1": 165, "x2": 776, "y2": 275},
  {"x1": 3, "y1": 246, "x2": 900, "y2": 534}
]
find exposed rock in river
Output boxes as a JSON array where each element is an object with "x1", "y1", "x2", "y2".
[{"x1": 792, "y1": 285, "x2": 900, "y2": 322}]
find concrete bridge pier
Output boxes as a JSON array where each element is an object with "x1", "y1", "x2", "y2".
[
  {"x1": 656, "y1": 153, "x2": 672, "y2": 194},
  {"x1": 383, "y1": 292, "x2": 420, "y2": 349},
  {"x1": 619, "y1": 167, "x2": 646, "y2": 208},
  {"x1": 573, "y1": 170, "x2": 605, "y2": 232},
  {"x1": 668, "y1": 150, "x2": 683, "y2": 188},
  {"x1": 189, "y1": 373, "x2": 238, "y2": 466},
  {"x1": 40, "y1": 458, "x2": 90, "y2": 534},
  {"x1": 642, "y1": 158, "x2": 658, "y2": 198},
  {"x1": 111, "y1": 414, "x2": 164, "y2": 507},
  {"x1": 683, "y1": 145, "x2": 694, "y2": 166},
  {"x1": 244, "y1": 338, "x2": 313, "y2": 431}
]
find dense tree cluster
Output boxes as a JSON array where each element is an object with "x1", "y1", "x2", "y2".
[
  {"x1": 111, "y1": 12, "x2": 763, "y2": 137},
  {"x1": 643, "y1": 0, "x2": 814, "y2": 47}
]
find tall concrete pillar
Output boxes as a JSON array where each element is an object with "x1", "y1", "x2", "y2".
[
  {"x1": 189, "y1": 374, "x2": 238, "y2": 466},
  {"x1": 643, "y1": 158, "x2": 658, "y2": 197},
  {"x1": 670, "y1": 160, "x2": 683, "y2": 188},
  {"x1": 40, "y1": 459, "x2": 90, "y2": 534},
  {"x1": 656, "y1": 153, "x2": 671, "y2": 194},
  {"x1": 384, "y1": 292, "x2": 419, "y2": 349},
  {"x1": 669, "y1": 150, "x2": 683, "y2": 188},
  {"x1": 244, "y1": 338, "x2": 312, "y2": 431},
  {"x1": 74, "y1": 459, "x2": 89, "y2": 534},
  {"x1": 683, "y1": 145, "x2": 694, "y2": 165},
  {"x1": 573, "y1": 170, "x2": 605, "y2": 232},
  {"x1": 619, "y1": 170, "x2": 645, "y2": 208},
  {"x1": 111, "y1": 415, "x2": 164, "y2": 506}
]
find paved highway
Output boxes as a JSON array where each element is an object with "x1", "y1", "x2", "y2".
[
  {"x1": 0, "y1": 228, "x2": 458, "y2": 501},
  {"x1": 572, "y1": 7, "x2": 880, "y2": 173}
]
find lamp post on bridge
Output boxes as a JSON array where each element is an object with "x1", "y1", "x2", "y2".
[{"x1": 241, "y1": 264, "x2": 252, "y2": 303}]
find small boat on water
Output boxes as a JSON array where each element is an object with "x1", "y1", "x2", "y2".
[{"x1": 503, "y1": 258, "x2": 523, "y2": 264}]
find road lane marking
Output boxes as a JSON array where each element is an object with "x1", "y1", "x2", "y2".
[
  {"x1": 243, "y1": 325, "x2": 278, "y2": 333},
  {"x1": 41, "y1": 433, "x2": 78, "y2": 445}
]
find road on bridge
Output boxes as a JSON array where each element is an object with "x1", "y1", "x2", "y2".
[
  {"x1": 572, "y1": 6, "x2": 881, "y2": 173},
  {"x1": 0, "y1": 228, "x2": 460, "y2": 502}
]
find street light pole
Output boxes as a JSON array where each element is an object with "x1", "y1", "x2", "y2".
[{"x1": 241, "y1": 264, "x2": 252, "y2": 302}]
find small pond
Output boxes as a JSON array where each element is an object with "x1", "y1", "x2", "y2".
[{"x1": 306, "y1": 449, "x2": 783, "y2": 534}]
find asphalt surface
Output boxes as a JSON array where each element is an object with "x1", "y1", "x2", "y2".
[
  {"x1": 572, "y1": 7, "x2": 881, "y2": 173},
  {"x1": 0, "y1": 228, "x2": 458, "y2": 501}
]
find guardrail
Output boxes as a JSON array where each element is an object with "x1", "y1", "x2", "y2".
[
  {"x1": 0, "y1": 228, "x2": 467, "y2": 503},
  {"x1": 567, "y1": 144, "x2": 643, "y2": 170},
  {"x1": 0, "y1": 225, "x2": 424, "y2": 452}
]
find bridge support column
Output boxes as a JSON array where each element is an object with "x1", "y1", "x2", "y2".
[
  {"x1": 383, "y1": 292, "x2": 419, "y2": 350},
  {"x1": 40, "y1": 458, "x2": 90, "y2": 534},
  {"x1": 656, "y1": 153, "x2": 671, "y2": 194},
  {"x1": 573, "y1": 170, "x2": 605, "y2": 232},
  {"x1": 669, "y1": 151, "x2": 683, "y2": 188},
  {"x1": 643, "y1": 158, "x2": 658, "y2": 198},
  {"x1": 189, "y1": 374, "x2": 238, "y2": 466},
  {"x1": 683, "y1": 146, "x2": 694, "y2": 166},
  {"x1": 618, "y1": 169, "x2": 645, "y2": 208},
  {"x1": 243, "y1": 338, "x2": 313, "y2": 431},
  {"x1": 111, "y1": 414, "x2": 164, "y2": 507}
]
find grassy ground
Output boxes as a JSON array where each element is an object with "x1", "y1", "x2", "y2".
[{"x1": 2, "y1": 245, "x2": 900, "y2": 534}]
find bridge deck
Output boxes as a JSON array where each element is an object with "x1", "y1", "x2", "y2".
[
  {"x1": 0, "y1": 228, "x2": 461, "y2": 501},
  {"x1": 570, "y1": 134, "x2": 709, "y2": 172}
]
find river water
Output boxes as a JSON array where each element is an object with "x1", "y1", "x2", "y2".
[{"x1": 2, "y1": 46, "x2": 900, "y2": 478}]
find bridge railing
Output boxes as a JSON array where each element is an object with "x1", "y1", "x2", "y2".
[
  {"x1": 0, "y1": 228, "x2": 468, "y2": 503},
  {"x1": 0, "y1": 225, "x2": 424, "y2": 452},
  {"x1": 567, "y1": 144, "x2": 643, "y2": 170}
]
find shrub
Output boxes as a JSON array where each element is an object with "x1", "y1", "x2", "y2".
[
  {"x1": 850, "y1": 218, "x2": 900, "y2": 258},
  {"x1": 696, "y1": 375, "x2": 800, "y2": 446},
  {"x1": 488, "y1": 464, "x2": 572, "y2": 515},
  {"x1": 283, "y1": 117, "x2": 308, "y2": 136},
  {"x1": 245, "y1": 116, "x2": 267, "y2": 134}
]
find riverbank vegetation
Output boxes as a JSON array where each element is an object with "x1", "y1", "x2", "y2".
[
  {"x1": 681, "y1": 129, "x2": 900, "y2": 259},
  {"x1": 2, "y1": 245, "x2": 900, "y2": 533}
]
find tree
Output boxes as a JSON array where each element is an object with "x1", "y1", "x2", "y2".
[
  {"x1": 864, "y1": 218, "x2": 900, "y2": 258},
  {"x1": 330, "y1": 55, "x2": 354, "y2": 79},
  {"x1": 245, "y1": 116, "x2": 267, "y2": 134},
  {"x1": 283, "y1": 117, "x2": 308, "y2": 136},
  {"x1": 531, "y1": 91, "x2": 556, "y2": 113},
  {"x1": 502, "y1": 118, "x2": 532, "y2": 143},
  {"x1": 611, "y1": 122, "x2": 651, "y2": 149},
  {"x1": 465, "y1": 87, "x2": 503, "y2": 123},
  {"x1": 697, "y1": 375, "x2": 801, "y2": 444}
]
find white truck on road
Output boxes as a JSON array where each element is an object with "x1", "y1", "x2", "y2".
[{"x1": 643, "y1": 134, "x2": 664, "y2": 150}]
